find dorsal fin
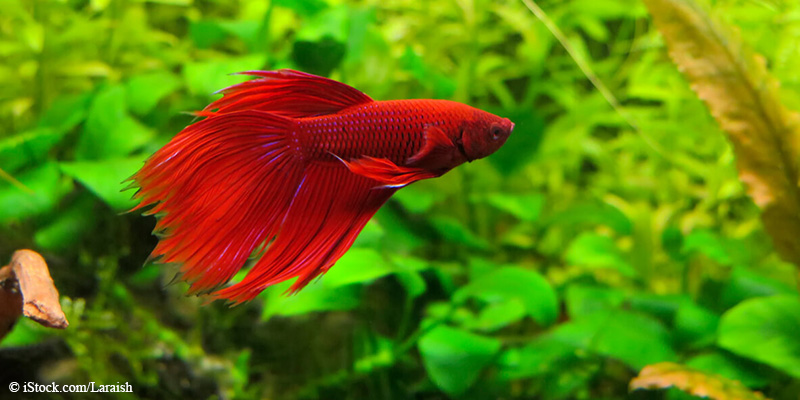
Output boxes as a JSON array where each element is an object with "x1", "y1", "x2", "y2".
[{"x1": 204, "y1": 69, "x2": 373, "y2": 118}]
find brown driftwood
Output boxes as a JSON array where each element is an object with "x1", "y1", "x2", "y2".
[{"x1": 0, "y1": 250, "x2": 68, "y2": 342}]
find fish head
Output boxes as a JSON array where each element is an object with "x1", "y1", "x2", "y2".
[{"x1": 460, "y1": 111, "x2": 514, "y2": 162}]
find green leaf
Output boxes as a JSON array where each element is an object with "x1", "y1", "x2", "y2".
[
  {"x1": 261, "y1": 279, "x2": 360, "y2": 320},
  {"x1": 430, "y1": 215, "x2": 489, "y2": 250},
  {"x1": 60, "y1": 157, "x2": 145, "y2": 211},
  {"x1": 319, "y1": 248, "x2": 389, "y2": 287},
  {"x1": 482, "y1": 192, "x2": 545, "y2": 222},
  {"x1": 718, "y1": 294, "x2": 800, "y2": 378},
  {"x1": 590, "y1": 310, "x2": 677, "y2": 369},
  {"x1": 497, "y1": 335, "x2": 579, "y2": 379},
  {"x1": 189, "y1": 20, "x2": 229, "y2": 49},
  {"x1": 395, "y1": 270, "x2": 427, "y2": 299},
  {"x1": 455, "y1": 266, "x2": 558, "y2": 326},
  {"x1": 125, "y1": 71, "x2": 182, "y2": 115},
  {"x1": 565, "y1": 232, "x2": 637, "y2": 277},
  {"x1": 0, "y1": 318, "x2": 51, "y2": 348},
  {"x1": 183, "y1": 54, "x2": 266, "y2": 97},
  {"x1": 393, "y1": 185, "x2": 439, "y2": 214},
  {"x1": 565, "y1": 285, "x2": 626, "y2": 318},
  {"x1": 674, "y1": 301, "x2": 719, "y2": 348},
  {"x1": 36, "y1": 92, "x2": 92, "y2": 133},
  {"x1": 292, "y1": 37, "x2": 346, "y2": 77},
  {"x1": 0, "y1": 163, "x2": 68, "y2": 223},
  {"x1": 400, "y1": 47, "x2": 457, "y2": 99},
  {"x1": 628, "y1": 293, "x2": 687, "y2": 324},
  {"x1": 486, "y1": 108, "x2": 546, "y2": 175},
  {"x1": 418, "y1": 325, "x2": 501, "y2": 396},
  {"x1": 274, "y1": 0, "x2": 328, "y2": 16},
  {"x1": 76, "y1": 85, "x2": 154, "y2": 160},
  {"x1": 721, "y1": 266, "x2": 795, "y2": 309},
  {"x1": 0, "y1": 128, "x2": 64, "y2": 172},
  {"x1": 468, "y1": 298, "x2": 527, "y2": 332},
  {"x1": 682, "y1": 229, "x2": 733, "y2": 265},
  {"x1": 34, "y1": 195, "x2": 96, "y2": 251},
  {"x1": 686, "y1": 352, "x2": 769, "y2": 388},
  {"x1": 546, "y1": 201, "x2": 632, "y2": 235}
]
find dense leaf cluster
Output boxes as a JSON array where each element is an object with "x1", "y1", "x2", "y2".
[{"x1": 1, "y1": 0, "x2": 799, "y2": 399}]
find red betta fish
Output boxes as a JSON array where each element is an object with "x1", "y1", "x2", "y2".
[{"x1": 132, "y1": 69, "x2": 513, "y2": 304}]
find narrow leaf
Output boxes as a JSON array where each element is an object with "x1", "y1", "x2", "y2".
[{"x1": 643, "y1": 0, "x2": 800, "y2": 267}]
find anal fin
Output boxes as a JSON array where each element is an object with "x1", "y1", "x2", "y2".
[{"x1": 335, "y1": 155, "x2": 435, "y2": 188}]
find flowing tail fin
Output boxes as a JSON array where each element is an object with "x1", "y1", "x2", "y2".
[{"x1": 131, "y1": 110, "x2": 304, "y2": 294}]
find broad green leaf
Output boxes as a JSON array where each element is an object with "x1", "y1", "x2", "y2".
[
  {"x1": 628, "y1": 293, "x2": 687, "y2": 324},
  {"x1": 565, "y1": 285, "x2": 626, "y2": 318},
  {"x1": 183, "y1": 54, "x2": 266, "y2": 97},
  {"x1": 292, "y1": 37, "x2": 346, "y2": 77},
  {"x1": 319, "y1": 248, "x2": 389, "y2": 287},
  {"x1": 486, "y1": 108, "x2": 546, "y2": 175},
  {"x1": 455, "y1": 266, "x2": 558, "y2": 326},
  {"x1": 394, "y1": 271, "x2": 426, "y2": 299},
  {"x1": 36, "y1": 92, "x2": 92, "y2": 133},
  {"x1": 718, "y1": 295, "x2": 800, "y2": 378},
  {"x1": 393, "y1": 185, "x2": 438, "y2": 214},
  {"x1": 682, "y1": 229, "x2": 752, "y2": 267},
  {"x1": 0, "y1": 318, "x2": 51, "y2": 348},
  {"x1": 546, "y1": 201, "x2": 632, "y2": 235},
  {"x1": 565, "y1": 232, "x2": 637, "y2": 277},
  {"x1": 721, "y1": 266, "x2": 795, "y2": 309},
  {"x1": 191, "y1": 19, "x2": 261, "y2": 49},
  {"x1": 76, "y1": 85, "x2": 154, "y2": 160},
  {"x1": 497, "y1": 335, "x2": 579, "y2": 379},
  {"x1": 673, "y1": 301, "x2": 719, "y2": 348},
  {"x1": 400, "y1": 47, "x2": 457, "y2": 99},
  {"x1": 60, "y1": 157, "x2": 145, "y2": 211},
  {"x1": 592, "y1": 311, "x2": 677, "y2": 369},
  {"x1": 261, "y1": 279, "x2": 360, "y2": 320},
  {"x1": 418, "y1": 325, "x2": 501, "y2": 396},
  {"x1": 0, "y1": 163, "x2": 68, "y2": 223},
  {"x1": 644, "y1": 0, "x2": 800, "y2": 268},
  {"x1": 125, "y1": 71, "x2": 182, "y2": 115},
  {"x1": 482, "y1": 192, "x2": 545, "y2": 222},
  {"x1": 687, "y1": 352, "x2": 769, "y2": 388},
  {"x1": 189, "y1": 20, "x2": 229, "y2": 48},
  {"x1": 273, "y1": 0, "x2": 328, "y2": 16},
  {"x1": 430, "y1": 215, "x2": 489, "y2": 250},
  {"x1": 34, "y1": 195, "x2": 96, "y2": 251},
  {"x1": 0, "y1": 128, "x2": 63, "y2": 172},
  {"x1": 351, "y1": 220, "x2": 384, "y2": 248},
  {"x1": 468, "y1": 298, "x2": 527, "y2": 332},
  {"x1": 528, "y1": 310, "x2": 675, "y2": 370}
]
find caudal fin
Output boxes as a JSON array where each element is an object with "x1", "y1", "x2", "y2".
[{"x1": 131, "y1": 110, "x2": 304, "y2": 294}]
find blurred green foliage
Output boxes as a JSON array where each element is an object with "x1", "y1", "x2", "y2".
[{"x1": 1, "y1": 0, "x2": 799, "y2": 399}]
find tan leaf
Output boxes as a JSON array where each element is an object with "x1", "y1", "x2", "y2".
[
  {"x1": 631, "y1": 362, "x2": 769, "y2": 400},
  {"x1": 643, "y1": 0, "x2": 800, "y2": 267},
  {"x1": 9, "y1": 250, "x2": 68, "y2": 329}
]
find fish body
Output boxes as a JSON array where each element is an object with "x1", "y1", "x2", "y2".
[{"x1": 132, "y1": 70, "x2": 513, "y2": 304}]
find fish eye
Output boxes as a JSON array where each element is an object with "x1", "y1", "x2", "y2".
[{"x1": 490, "y1": 125, "x2": 503, "y2": 140}]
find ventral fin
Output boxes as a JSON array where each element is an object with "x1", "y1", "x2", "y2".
[
  {"x1": 335, "y1": 155, "x2": 435, "y2": 188},
  {"x1": 205, "y1": 69, "x2": 374, "y2": 118}
]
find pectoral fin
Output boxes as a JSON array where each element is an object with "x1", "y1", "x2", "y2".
[{"x1": 407, "y1": 125, "x2": 455, "y2": 166}]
